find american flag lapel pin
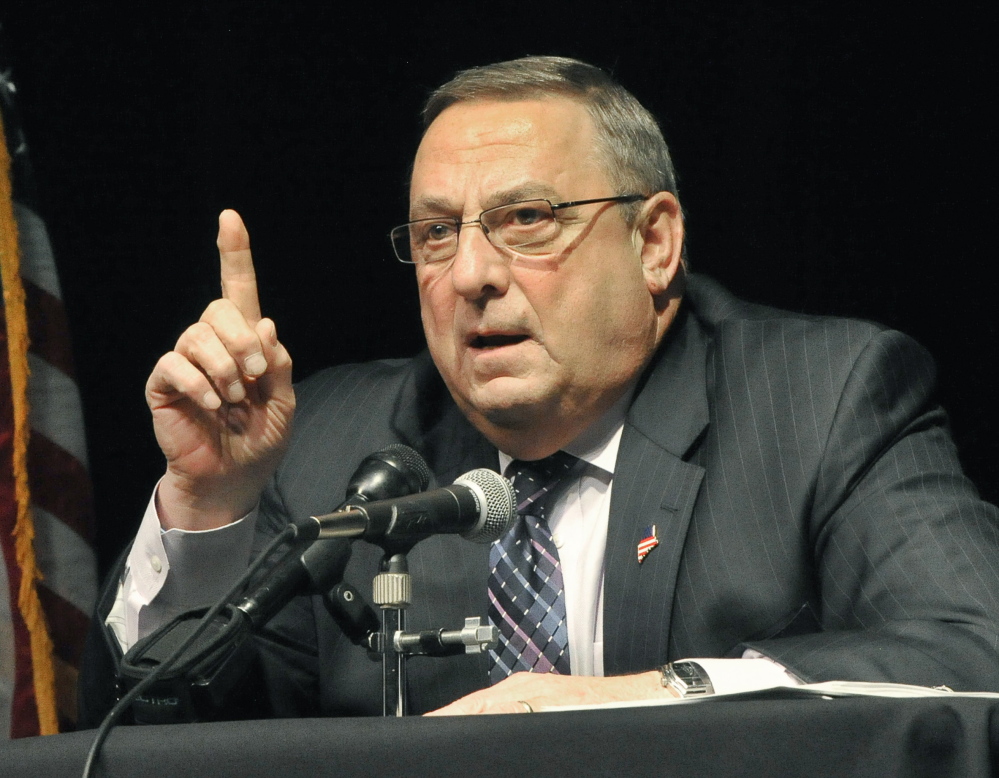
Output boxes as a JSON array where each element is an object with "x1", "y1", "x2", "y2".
[{"x1": 637, "y1": 525, "x2": 659, "y2": 564}]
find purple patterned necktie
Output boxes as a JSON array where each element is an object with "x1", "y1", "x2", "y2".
[{"x1": 488, "y1": 451, "x2": 578, "y2": 682}]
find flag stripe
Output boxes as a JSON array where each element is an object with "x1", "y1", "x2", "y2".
[
  {"x1": 26, "y1": 432, "x2": 93, "y2": 540},
  {"x1": 27, "y1": 356, "x2": 89, "y2": 468},
  {"x1": 35, "y1": 585, "x2": 90, "y2": 665},
  {"x1": 30, "y1": 506, "x2": 97, "y2": 614},
  {"x1": 24, "y1": 281, "x2": 76, "y2": 379},
  {"x1": 11, "y1": 204, "x2": 62, "y2": 300}
]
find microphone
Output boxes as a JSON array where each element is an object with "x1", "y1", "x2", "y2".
[
  {"x1": 297, "y1": 444, "x2": 431, "y2": 592},
  {"x1": 336, "y1": 443, "x2": 433, "y2": 510},
  {"x1": 306, "y1": 468, "x2": 516, "y2": 545},
  {"x1": 238, "y1": 444, "x2": 432, "y2": 625}
]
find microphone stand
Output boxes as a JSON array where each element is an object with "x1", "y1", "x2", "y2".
[
  {"x1": 372, "y1": 553, "x2": 410, "y2": 717},
  {"x1": 370, "y1": 549, "x2": 498, "y2": 717}
]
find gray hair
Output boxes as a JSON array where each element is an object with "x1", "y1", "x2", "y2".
[{"x1": 422, "y1": 56, "x2": 681, "y2": 215}]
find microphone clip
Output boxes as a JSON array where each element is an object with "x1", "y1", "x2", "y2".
[{"x1": 369, "y1": 618, "x2": 497, "y2": 658}]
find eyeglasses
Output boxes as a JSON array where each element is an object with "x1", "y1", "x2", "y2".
[{"x1": 389, "y1": 194, "x2": 647, "y2": 265}]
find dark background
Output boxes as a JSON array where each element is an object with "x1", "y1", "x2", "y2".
[{"x1": 3, "y1": 2, "x2": 996, "y2": 577}]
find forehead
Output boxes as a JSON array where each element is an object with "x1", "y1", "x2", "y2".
[{"x1": 411, "y1": 98, "x2": 608, "y2": 213}]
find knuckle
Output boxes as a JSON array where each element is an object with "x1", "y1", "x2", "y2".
[
  {"x1": 177, "y1": 334, "x2": 238, "y2": 380},
  {"x1": 177, "y1": 320, "x2": 215, "y2": 349},
  {"x1": 201, "y1": 298, "x2": 235, "y2": 320},
  {"x1": 156, "y1": 350, "x2": 190, "y2": 380},
  {"x1": 199, "y1": 351, "x2": 239, "y2": 382},
  {"x1": 272, "y1": 344, "x2": 293, "y2": 369},
  {"x1": 227, "y1": 330, "x2": 261, "y2": 358},
  {"x1": 148, "y1": 351, "x2": 206, "y2": 396}
]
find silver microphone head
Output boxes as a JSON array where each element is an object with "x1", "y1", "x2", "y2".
[{"x1": 453, "y1": 468, "x2": 516, "y2": 543}]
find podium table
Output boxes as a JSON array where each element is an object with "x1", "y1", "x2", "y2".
[{"x1": 4, "y1": 696, "x2": 998, "y2": 777}]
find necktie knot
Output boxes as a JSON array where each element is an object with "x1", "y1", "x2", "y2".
[{"x1": 508, "y1": 451, "x2": 580, "y2": 521}]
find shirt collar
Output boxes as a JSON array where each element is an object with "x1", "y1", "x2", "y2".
[{"x1": 497, "y1": 386, "x2": 632, "y2": 478}]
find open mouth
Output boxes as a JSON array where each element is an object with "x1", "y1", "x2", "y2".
[{"x1": 470, "y1": 334, "x2": 529, "y2": 349}]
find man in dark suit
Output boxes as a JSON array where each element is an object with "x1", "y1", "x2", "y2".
[{"x1": 81, "y1": 56, "x2": 999, "y2": 722}]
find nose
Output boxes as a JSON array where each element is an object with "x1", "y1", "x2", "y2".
[{"x1": 449, "y1": 222, "x2": 511, "y2": 301}]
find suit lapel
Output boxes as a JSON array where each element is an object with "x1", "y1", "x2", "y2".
[{"x1": 603, "y1": 307, "x2": 711, "y2": 675}]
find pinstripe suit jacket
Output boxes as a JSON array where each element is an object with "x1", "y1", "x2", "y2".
[
  {"x1": 238, "y1": 274, "x2": 999, "y2": 716},
  {"x1": 81, "y1": 274, "x2": 999, "y2": 721}
]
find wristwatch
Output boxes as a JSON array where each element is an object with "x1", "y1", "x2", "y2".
[{"x1": 659, "y1": 660, "x2": 715, "y2": 697}]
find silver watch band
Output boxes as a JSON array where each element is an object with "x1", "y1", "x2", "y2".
[{"x1": 660, "y1": 660, "x2": 715, "y2": 697}]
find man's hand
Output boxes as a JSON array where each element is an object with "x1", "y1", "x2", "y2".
[
  {"x1": 145, "y1": 210, "x2": 295, "y2": 530},
  {"x1": 425, "y1": 671, "x2": 676, "y2": 715}
]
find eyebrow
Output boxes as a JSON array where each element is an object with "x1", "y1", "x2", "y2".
[
  {"x1": 482, "y1": 184, "x2": 562, "y2": 210},
  {"x1": 410, "y1": 182, "x2": 564, "y2": 221},
  {"x1": 409, "y1": 196, "x2": 456, "y2": 220}
]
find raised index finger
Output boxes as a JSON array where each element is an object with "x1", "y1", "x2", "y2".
[{"x1": 217, "y1": 209, "x2": 262, "y2": 324}]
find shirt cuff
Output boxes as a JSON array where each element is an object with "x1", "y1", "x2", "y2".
[
  {"x1": 679, "y1": 656, "x2": 803, "y2": 695},
  {"x1": 111, "y1": 484, "x2": 258, "y2": 651}
]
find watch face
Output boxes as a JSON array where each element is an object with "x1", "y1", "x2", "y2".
[{"x1": 664, "y1": 661, "x2": 714, "y2": 696}]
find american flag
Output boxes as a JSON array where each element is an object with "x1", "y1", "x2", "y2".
[
  {"x1": 637, "y1": 524, "x2": 659, "y2": 564},
  {"x1": 1, "y1": 48, "x2": 96, "y2": 738}
]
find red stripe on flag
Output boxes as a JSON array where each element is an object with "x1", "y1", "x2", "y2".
[
  {"x1": 26, "y1": 431, "x2": 94, "y2": 541},
  {"x1": 23, "y1": 280, "x2": 76, "y2": 379},
  {"x1": 35, "y1": 583, "x2": 89, "y2": 666}
]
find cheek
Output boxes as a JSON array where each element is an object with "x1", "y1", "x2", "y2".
[
  {"x1": 546, "y1": 270, "x2": 646, "y2": 338},
  {"x1": 536, "y1": 275, "x2": 654, "y2": 379},
  {"x1": 417, "y1": 274, "x2": 458, "y2": 350}
]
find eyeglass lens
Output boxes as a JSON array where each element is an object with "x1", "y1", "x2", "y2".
[{"x1": 393, "y1": 200, "x2": 560, "y2": 264}]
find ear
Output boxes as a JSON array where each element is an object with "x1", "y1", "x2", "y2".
[{"x1": 635, "y1": 192, "x2": 684, "y2": 296}]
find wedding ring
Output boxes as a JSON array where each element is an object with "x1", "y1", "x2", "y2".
[{"x1": 518, "y1": 700, "x2": 534, "y2": 713}]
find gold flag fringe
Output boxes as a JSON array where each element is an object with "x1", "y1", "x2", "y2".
[{"x1": 0, "y1": 111, "x2": 59, "y2": 735}]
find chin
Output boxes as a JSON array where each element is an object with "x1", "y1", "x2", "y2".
[{"x1": 465, "y1": 381, "x2": 557, "y2": 429}]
